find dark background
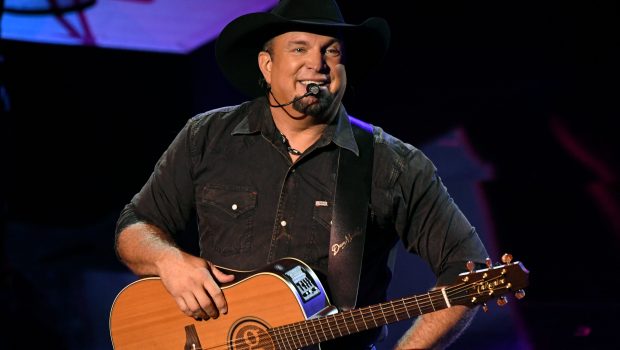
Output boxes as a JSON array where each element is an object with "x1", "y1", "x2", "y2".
[{"x1": 2, "y1": 1, "x2": 619, "y2": 349}]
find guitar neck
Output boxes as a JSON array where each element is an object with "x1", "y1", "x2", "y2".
[{"x1": 269, "y1": 290, "x2": 448, "y2": 348}]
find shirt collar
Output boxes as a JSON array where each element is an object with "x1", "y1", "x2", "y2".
[
  {"x1": 331, "y1": 105, "x2": 360, "y2": 156},
  {"x1": 231, "y1": 96, "x2": 361, "y2": 156},
  {"x1": 230, "y1": 97, "x2": 270, "y2": 136}
]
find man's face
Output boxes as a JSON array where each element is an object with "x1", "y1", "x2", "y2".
[{"x1": 259, "y1": 31, "x2": 344, "y2": 117}]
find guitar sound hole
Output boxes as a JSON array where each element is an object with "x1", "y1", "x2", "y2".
[{"x1": 230, "y1": 320, "x2": 274, "y2": 350}]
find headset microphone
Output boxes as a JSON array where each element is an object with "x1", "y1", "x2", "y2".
[
  {"x1": 306, "y1": 83, "x2": 320, "y2": 96},
  {"x1": 268, "y1": 83, "x2": 321, "y2": 108}
]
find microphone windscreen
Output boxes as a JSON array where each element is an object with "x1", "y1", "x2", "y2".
[{"x1": 307, "y1": 83, "x2": 320, "y2": 96}]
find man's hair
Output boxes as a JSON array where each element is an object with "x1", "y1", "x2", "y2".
[{"x1": 262, "y1": 38, "x2": 274, "y2": 53}]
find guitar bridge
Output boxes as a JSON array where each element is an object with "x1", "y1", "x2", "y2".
[
  {"x1": 184, "y1": 324, "x2": 202, "y2": 350},
  {"x1": 284, "y1": 265, "x2": 320, "y2": 302}
]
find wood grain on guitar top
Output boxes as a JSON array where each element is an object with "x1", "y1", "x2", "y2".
[{"x1": 110, "y1": 273, "x2": 309, "y2": 349}]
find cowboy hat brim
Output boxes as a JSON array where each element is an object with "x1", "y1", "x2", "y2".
[{"x1": 215, "y1": 12, "x2": 390, "y2": 98}]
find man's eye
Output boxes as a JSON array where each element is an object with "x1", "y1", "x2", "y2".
[
  {"x1": 294, "y1": 47, "x2": 306, "y2": 53},
  {"x1": 326, "y1": 48, "x2": 341, "y2": 56}
]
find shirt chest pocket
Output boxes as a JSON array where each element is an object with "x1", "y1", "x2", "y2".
[
  {"x1": 199, "y1": 185, "x2": 257, "y2": 257},
  {"x1": 203, "y1": 186, "x2": 257, "y2": 218}
]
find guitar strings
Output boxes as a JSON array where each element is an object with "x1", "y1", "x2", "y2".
[
  {"x1": 268, "y1": 287, "x2": 510, "y2": 348},
  {"x1": 200, "y1": 274, "x2": 511, "y2": 350},
  {"x1": 207, "y1": 277, "x2": 509, "y2": 350},
  {"x1": 252, "y1": 283, "x2": 507, "y2": 350},
  {"x1": 271, "y1": 274, "x2": 507, "y2": 334}
]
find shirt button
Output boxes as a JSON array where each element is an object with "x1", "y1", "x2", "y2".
[
  {"x1": 231, "y1": 204, "x2": 238, "y2": 210},
  {"x1": 280, "y1": 220, "x2": 287, "y2": 227}
]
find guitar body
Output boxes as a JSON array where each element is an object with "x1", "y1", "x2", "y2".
[{"x1": 109, "y1": 258, "x2": 329, "y2": 349}]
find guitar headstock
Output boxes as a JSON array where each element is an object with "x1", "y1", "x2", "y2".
[{"x1": 449, "y1": 253, "x2": 529, "y2": 311}]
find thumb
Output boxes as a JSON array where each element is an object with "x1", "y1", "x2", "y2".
[
  {"x1": 209, "y1": 263, "x2": 235, "y2": 284},
  {"x1": 330, "y1": 63, "x2": 347, "y2": 100},
  {"x1": 324, "y1": 63, "x2": 347, "y2": 119}
]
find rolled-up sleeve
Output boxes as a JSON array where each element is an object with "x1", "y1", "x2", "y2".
[
  {"x1": 394, "y1": 148, "x2": 488, "y2": 286},
  {"x1": 115, "y1": 119, "x2": 196, "y2": 237}
]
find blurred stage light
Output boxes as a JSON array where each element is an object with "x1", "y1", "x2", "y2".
[{"x1": 4, "y1": 0, "x2": 96, "y2": 14}]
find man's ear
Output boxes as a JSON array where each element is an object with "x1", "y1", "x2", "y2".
[{"x1": 258, "y1": 51, "x2": 272, "y2": 85}]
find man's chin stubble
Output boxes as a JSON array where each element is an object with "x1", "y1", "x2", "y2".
[{"x1": 292, "y1": 94, "x2": 335, "y2": 121}]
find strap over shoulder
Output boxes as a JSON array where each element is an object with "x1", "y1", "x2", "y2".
[{"x1": 328, "y1": 117, "x2": 375, "y2": 310}]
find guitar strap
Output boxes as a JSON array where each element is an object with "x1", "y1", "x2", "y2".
[{"x1": 327, "y1": 117, "x2": 374, "y2": 311}]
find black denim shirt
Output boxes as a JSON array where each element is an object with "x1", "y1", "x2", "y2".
[{"x1": 116, "y1": 96, "x2": 488, "y2": 348}]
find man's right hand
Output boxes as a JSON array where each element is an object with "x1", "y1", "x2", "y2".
[
  {"x1": 157, "y1": 251, "x2": 235, "y2": 320},
  {"x1": 116, "y1": 223, "x2": 236, "y2": 320}
]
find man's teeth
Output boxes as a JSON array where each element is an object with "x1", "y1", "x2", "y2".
[{"x1": 301, "y1": 81, "x2": 324, "y2": 85}]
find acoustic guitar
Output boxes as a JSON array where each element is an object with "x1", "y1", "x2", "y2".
[{"x1": 109, "y1": 254, "x2": 528, "y2": 349}]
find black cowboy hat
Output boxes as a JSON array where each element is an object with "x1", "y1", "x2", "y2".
[{"x1": 215, "y1": 0, "x2": 390, "y2": 98}]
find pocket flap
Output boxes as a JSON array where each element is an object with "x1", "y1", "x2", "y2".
[{"x1": 204, "y1": 185, "x2": 257, "y2": 218}]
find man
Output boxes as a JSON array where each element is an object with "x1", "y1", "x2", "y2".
[{"x1": 114, "y1": 0, "x2": 489, "y2": 349}]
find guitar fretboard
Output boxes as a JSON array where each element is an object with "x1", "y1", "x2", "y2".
[{"x1": 269, "y1": 290, "x2": 449, "y2": 349}]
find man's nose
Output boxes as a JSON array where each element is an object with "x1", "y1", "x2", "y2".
[{"x1": 306, "y1": 49, "x2": 327, "y2": 72}]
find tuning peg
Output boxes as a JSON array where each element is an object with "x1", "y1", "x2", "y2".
[
  {"x1": 466, "y1": 260, "x2": 475, "y2": 272},
  {"x1": 501, "y1": 253, "x2": 513, "y2": 264},
  {"x1": 482, "y1": 303, "x2": 488, "y2": 312},
  {"x1": 485, "y1": 257, "x2": 492, "y2": 268},
  {"x1": 515, "y1": 289, "x2": 526, "y2": 299},
  {"x1": 496, "y1": 296, "x2": 508, "y2": 306}
]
